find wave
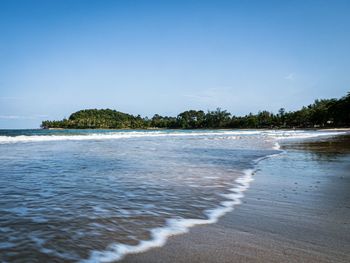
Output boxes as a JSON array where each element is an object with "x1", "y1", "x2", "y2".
[
  {"x1": 79, "y1": 130, "x2": 348, "y2": 262},
  {"x1": 262, "y1": 130, "x2": 347, "y2": 139},
  {"x1": 81, "y1": 143, "x2": 286, "y2": 263},
  {"x1": 3, "y1": 129, "x2": 345, "y2": 261},
  {"x1": 81, "y1": 168, "x2": 255, "y2": 263},
  {"x1": 273, "y1": 142, "x2": 281, "y2": 150},
  {"x1": 0, "y1": 130, "x2": 346, "y2": 144},
  {"x1": 0, "y1": 131, "x2": 256, "y2": 144}
]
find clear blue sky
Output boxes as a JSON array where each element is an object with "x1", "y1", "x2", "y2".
[{"x1": 0, "y1": 0, "x2": 349, "y2": 128}]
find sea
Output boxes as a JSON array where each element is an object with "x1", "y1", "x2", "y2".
[{"x1": 0, "y1": 129, "x2": 346, "y2": 262}]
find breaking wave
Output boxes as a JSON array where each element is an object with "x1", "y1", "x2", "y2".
[{"x1": 0, "y1": 129, "x2": 346, "y2": 144}]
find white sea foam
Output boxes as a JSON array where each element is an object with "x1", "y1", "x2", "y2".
[
  {"x1": 0, "y1": 132, "x2": 160, "y2": 144},
  {"x1": 0, "y1": 129, "x2": 346, "y2": 144},
  {"x1": 273, "y1": 142, "x2": 281, "y2": 150},
  {"x1": 80, "y1": 134, "x2": 297, "y2": 262},
  {"x1": 2, "y1": 129, "x2": 347, "y2": 262},
  {"x1": 0, "y1": 131, "x2": 248, "y2": 144},
  {"x1": 264, "y1": 130, "x2": 347, "y2": 140},
  {"x1": 81, "y1": 168, "x2": 256, "y2": 263}
]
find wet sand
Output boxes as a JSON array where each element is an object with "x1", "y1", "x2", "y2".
[{"x1": 121, "y1": 135, "x2": 350, "y2": 263}]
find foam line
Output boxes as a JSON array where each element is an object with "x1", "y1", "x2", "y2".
[
  {"x1": 264, "y1": 130, "x2": 347, "y2": 139},
  {"x1": 3, "y1": 129, "x2": 346, "y2": 262},
  {"x1": 80, "y1": 139, "x2": 290, "y2": 262},
  {"x1": 273, "y1": 142, "x2": 281, "y2": 150},
  {"x1": 67, "y1": 130, "x2": 348, "y2": 262},
  {"x1": 80, "y1": 166, "x2": 261, "y2": 263},
  {"x1": 0, "y1": 131, "x2": 258, "y2": 144},
  {"x1": 0, "y1": 130, "x2": 346, "y2": 144}
]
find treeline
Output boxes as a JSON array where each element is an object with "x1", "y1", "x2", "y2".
[{"x1": 41, "y1": 92, "x2": 350, "y2": 129}]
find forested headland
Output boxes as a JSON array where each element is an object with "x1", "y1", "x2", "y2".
[{"x1": 41, "y1": 92, "x2": 350, "y2": 129}]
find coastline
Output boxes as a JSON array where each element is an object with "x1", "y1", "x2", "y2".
[
  {"x1": 120, "y1": 135, "x2": 350, "y2": 263},
  {"x1": 43, "y1": 127, "x2": 350, "y2": 131},
  {"x1": 1, "y1": 129, "x2": 349, "y2": 262}
]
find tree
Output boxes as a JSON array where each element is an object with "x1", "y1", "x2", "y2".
[
  {"x1": 205, "y1": 108, "x2": 231, "y2": 128},
  {"x1": 41, "y1": 91, "x2": 350, "y2": 129},
  {"x1": 177, "y1": 110, "x2": 205, "y2": 128}
]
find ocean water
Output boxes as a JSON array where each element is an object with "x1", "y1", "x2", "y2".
[{"x1": 0, "y1": 129, "x2": 346, "y2": 262}]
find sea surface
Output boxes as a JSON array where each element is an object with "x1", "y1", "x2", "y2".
[{"x1": 0, "y1": 129, "x2": 346, "y2": 262}]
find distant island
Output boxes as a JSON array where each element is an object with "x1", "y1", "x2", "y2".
[{"x1": 41, "y1": 92, "x2": 349, "y2": 129}]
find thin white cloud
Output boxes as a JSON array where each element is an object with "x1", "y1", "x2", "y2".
[
  {"x1": 0, "y1": 114, "x2": 49, "y2": 120},
  {"x1": 0, "y1": 115, "x2": 22, "y2": 120},
  {"x1": 285, "y1": 73, "x2": 295, "y2": 81},
  {"x1": 35, "y1": 114, "x2": 49, "y2": 118},
  {"x1": 182, "y1": 94, "x2": 212, "y2": 101},
  {"x1": 183, "y1": 87, "x2": 237, "y2": 106}
]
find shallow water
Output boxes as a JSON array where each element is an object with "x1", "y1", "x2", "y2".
[{"x1": 0, "y1": 129, "x2": 346, "y2": 262}]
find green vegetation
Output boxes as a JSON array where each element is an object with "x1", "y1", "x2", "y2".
[{"x1": 41, "y1": 92, "x2": 350, "y2": 129}]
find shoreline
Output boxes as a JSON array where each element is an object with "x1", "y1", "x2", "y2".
[
  {"x1": 43, "y1": 127, "x2": 350, "y2": 131},
  {"x1": 1, "y1": 130, "x2": 349, "y2": 262},
  {"x1": 119, "y1": 135, "x2": 350, "y2": 263},
  {"x1": 1, "y1": 127, "x2": 348, "y2": 132},
  {"x1": 82, "y1": 169, "x2": 261, "y2": 263},
  {"x1": 81, "y1": 134, "x2": 286, "y2": 262}
]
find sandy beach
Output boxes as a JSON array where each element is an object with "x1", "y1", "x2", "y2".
[{"x1": 121, "y1": 135, "x2": 350, "y2": 263}]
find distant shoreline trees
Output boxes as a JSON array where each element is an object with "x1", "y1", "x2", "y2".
[{"x1": 41, "y1": 92, "x2": 350, "y2": 129}]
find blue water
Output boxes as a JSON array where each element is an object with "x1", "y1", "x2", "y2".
[{"x1": 0, "y1": 129, "x2": 346, "y2": 262}]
